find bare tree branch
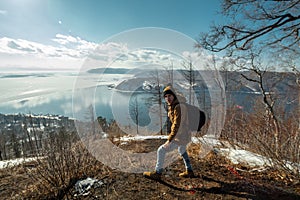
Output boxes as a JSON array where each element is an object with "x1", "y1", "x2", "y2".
[{"x1": 197, "y1": 1, "x2": 300, "y2": 55}]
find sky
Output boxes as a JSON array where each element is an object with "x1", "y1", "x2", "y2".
[{"x1": 0, "y1": 0, "x2": 223, "y2": 72}]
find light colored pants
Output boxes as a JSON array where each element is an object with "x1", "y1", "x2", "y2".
[{"x1": 155, "y1": 141, "x2": 192, "y2": 173}]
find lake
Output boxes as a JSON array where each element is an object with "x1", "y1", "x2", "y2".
[{"x1": 0, "y1": 71, "x2": 294, "y2": 131}]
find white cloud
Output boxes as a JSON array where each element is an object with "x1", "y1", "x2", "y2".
[
  {"x1": 0, "y1": 35, "x2": 126, "y2": 71},
  {"x1": 109, "y1": 48, "x2": 185, "y2": 69},
  {"x1": 0, "y1": 34, "x2": 211, "y2": 72},
  {"x1": 0, "y1": 35, "x2": 99, "y2": 58},
  {"x1": 52, "y1": 34, "x2": 81, "y2": 45}
]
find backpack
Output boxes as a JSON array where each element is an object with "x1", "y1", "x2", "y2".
[{"x1": 184, "y1": 103, "x2": 206, "y2": 132}]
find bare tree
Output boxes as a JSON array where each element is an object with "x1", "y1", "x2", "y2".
[
  {"x1": 0, "y1": 131, "x2": 8, "y2": 160},
  {"x1": 130, "y1": 95, "x2": 140, "y2": 135},
  {"x1": 170, "y1": 61, "x2": 174, "y2": 86},
  {"x1": 153, "y1": 69, "x2": 164, "y2": 135},
  {"x1": 197, "y1": 0, "x2": 300, "y2": 60},
  {"x1": 161, "y1": 60, "x2": 175, "y2": 86},
  {"x1": 10, "y1": 131, "x2": 21, "y2": 158},
  {"x1": 86, "y1": 104, "x2": 96, "y2": 135},
  {"x1": 23, "y1": 117, "x2": 35, "y2": 156},
  {"x1": 29, "y1": 115, "x2": 40, "y2": 155},
  {"x1": 197, "y1": 1, "x2": 300, "y2": 79},
  {"x1": 197, "y1": 0, "x2": 300, "y2": 139},
  {"x1": 196, "y1": 0, "x2": 300, "y2": 174},
  {"x1": 292, "y1": 66, "x2": 300, "y2": 134},
  {"x1": 239, "y1": 52, "x2": 281, "y2": 156},
  {"x1": 181, "y1": 58, "x2": 196, "y2": 105}
]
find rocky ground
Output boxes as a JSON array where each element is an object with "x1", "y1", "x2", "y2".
[{"x1": 1, "y1": 140, "x2": 300, "y2": 199}]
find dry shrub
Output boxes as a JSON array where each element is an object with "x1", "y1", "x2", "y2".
[
  {"x1": 0, "y1": 164, "x2": 31, "y2": 199},
  {"x1": 22, "y1": 129, "x2": 104, "y2": 199},
  {"x1": 222, "y1": 104, "x2": 300, "y2": 180}
]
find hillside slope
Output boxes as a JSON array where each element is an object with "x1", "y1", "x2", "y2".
[
  {"x1": 71, "y1": 142, "x2": 300, "y2": 200},
  {"x1": 1, "y1": 141, "x2": 300, "y2": 199}
]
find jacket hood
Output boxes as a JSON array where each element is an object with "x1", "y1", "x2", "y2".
[{"x1": 174, "y1": 93, "x2": 187, "y2": 104}]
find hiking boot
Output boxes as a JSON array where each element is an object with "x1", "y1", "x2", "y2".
[
  {"x1": 143, "y1": 171, "x2": 161, "y2": 180},
  {"x1": 179, "y1": 170, "x2": 195, "y2": 178}
]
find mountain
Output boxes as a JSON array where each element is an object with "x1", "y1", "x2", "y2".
[{"x1": 87, "y1": 68, "x2": 131, "y2": 74}]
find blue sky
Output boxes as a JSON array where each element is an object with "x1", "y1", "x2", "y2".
[
  {"x1": 0, "y1": 0, "x2": 221, "y2": 43},
  {"x1": 0, "y1": 0, "x2": 222, "y2": 71}
]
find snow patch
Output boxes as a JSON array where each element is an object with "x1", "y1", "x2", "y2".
[
  {"x1": 74, "y1": 177, "x2": 104, "y2": 197},
  {"x1": 0, "y1": 157, "x2": 37, "y2": 169},
  {"x1": 218, "y1": 148, "x2": 271, "y2": 167},
  {"x1": 117, "y1": 135, "x2": 168, "y2": 142}
]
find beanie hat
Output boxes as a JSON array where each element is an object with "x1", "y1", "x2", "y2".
[{"x1": 163, "y1": 86, "x2": 176, "y2": 98}]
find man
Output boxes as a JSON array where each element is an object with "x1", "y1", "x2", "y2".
[{"x1": 143, "y1": 86, "x2": 195, "y2": 179}]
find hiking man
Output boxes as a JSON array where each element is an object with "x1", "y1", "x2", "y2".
[{"x1": 143, "y1": 86, "x2": 195, "y2": 179}]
